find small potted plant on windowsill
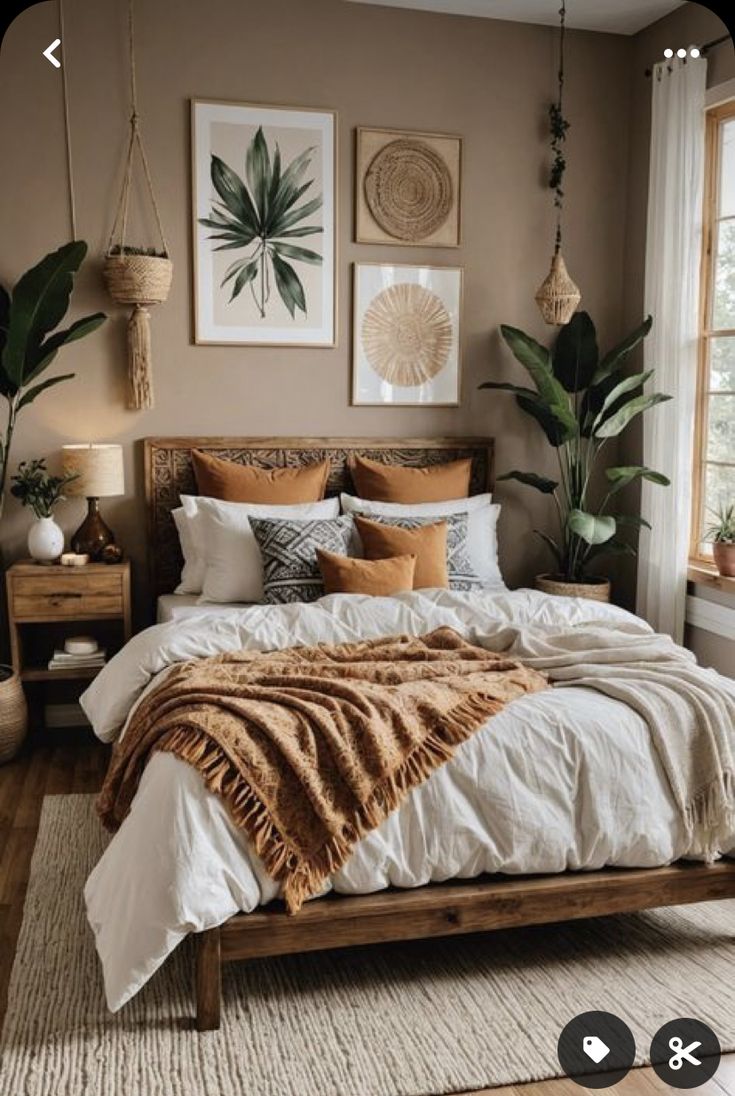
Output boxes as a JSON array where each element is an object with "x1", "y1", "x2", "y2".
[
  {"x1": 705, "y1": 502, "x2": 735, "y2": 577},
  {"x1": 10, "y1": 459, "x2": 78, "y2": 564},
  {"x1": 479, "y1": 311, "x2": 672, "y2": 601}
]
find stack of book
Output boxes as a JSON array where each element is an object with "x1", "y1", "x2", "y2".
[{"x1": 47, "y1": 648, "x2": 107, "y2": 672}]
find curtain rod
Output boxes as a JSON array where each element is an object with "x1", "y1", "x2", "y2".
[{"x1": 644, "y1": 32, "x2": 731, "y2": 77}]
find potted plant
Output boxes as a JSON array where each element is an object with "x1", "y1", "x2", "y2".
[
  {"x1": 705, "y1": 502, "x2": 735, "y2": 577},
  {"x1": 10, "y1": 459, "x2": 78, "y2": 563},
  {"x1": 480, "y1": 312, "x2": 671, "y2": 601},
  {"x1": 0, "y1": 241, "x2": 106, "y2": 517}
]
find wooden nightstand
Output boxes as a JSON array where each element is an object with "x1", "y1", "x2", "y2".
[{"x1": 5, "y1": 560, "x2": 131, "y2": 724}]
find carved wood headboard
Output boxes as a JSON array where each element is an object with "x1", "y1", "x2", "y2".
[{"x1": 144, "y1": 436, "x2": 495, "y2": 599}]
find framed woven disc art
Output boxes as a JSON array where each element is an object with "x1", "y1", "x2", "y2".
[
  {"x1": 355, "y1": 127, "x2": 461, "y2": 247},
  {"x1": 352, "y1": 262, "x2": 462, "y2": 407}
]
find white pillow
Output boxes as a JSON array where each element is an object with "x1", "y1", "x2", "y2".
[
  {"x1": 196, "y1": 495, "x2": 340, "y2": 604},
  {"x1": 173, "y1": 499, "x2": 207, "y2": 594},
  {"x1": 340, "y1": 492, "x2": 504, "y2": 587}
]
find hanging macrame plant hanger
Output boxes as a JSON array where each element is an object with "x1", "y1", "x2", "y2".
[
  {"x1": 103, "y1": 0, "x2": 172, "y2": 410},
  {"x1": 535, "y1": 0, "x2": 581, "y2": 326}
]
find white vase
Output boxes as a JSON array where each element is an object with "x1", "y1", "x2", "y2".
[{"x1": 28, "y1": 516, "x2": 64, "y2": 563}]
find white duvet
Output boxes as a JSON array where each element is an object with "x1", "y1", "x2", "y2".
[{"x1": 81, "y1": 588, "x2": 735, "y2": 1012}]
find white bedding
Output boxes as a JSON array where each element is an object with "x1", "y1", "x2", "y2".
[
  {"x1": 82, "y1": 588, "x2": 735, "y2": 1012},
  {"x1": 156, "y1": 593, "x2": 251, "y2": 623}
]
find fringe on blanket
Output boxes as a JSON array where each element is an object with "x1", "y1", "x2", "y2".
[
  {"x1": 687, "y1": 770, "x2": 735, "y2": 861},
  {"x1": 154, "y1": 693, "x2": 502, "y2": 913}
]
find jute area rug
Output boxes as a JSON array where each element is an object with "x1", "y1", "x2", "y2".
[{"x1": 1, "y1": 795, "x2": 734, "y2": 1096}]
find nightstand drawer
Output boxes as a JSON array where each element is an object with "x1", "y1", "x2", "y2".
[{"x1": 11, "y1": 572, "x2": 124, "y2": 619}]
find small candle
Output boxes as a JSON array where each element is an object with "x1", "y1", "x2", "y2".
[{"x1": 60, "y1": 552, "x2": 89, "y2": 567}]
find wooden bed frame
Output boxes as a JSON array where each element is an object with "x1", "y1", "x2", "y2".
[{"x1": 143, "y1": 436, "x2": 735, "y2": 1032}]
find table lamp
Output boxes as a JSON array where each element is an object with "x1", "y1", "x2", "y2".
[{"x1": 61, "y1": 444, "x2": 125, "y2": 559}]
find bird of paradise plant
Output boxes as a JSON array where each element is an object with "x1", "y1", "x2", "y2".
[
  {"x1": 199, "y1": 127, "x2": 323, "y2": 320},
  {"x1": 479, "y1": 312, "x2": 672, "y2": 583}
]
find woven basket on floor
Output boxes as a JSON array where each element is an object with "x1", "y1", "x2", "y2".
[
  {"x1": 103, "y1": 254, "x2": 172, "y2": 306},
  {"x1": 0, "y1": 666, "x2": 28, "y2": 763},
  {"x1": 536, "y1": 574, "x2": 611, "y2": 603}
]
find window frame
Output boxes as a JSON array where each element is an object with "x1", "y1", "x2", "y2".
[{"x1": 691, "y1": 98, "x2": 735, "y2": 563}]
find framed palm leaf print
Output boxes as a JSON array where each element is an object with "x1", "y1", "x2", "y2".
[{"x1": 192, "y1": 100, "x2": 336, "y2": 346}]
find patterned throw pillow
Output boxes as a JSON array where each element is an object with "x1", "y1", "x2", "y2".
[
  {"x1": 356, "y1": 513, "x2": 482, "y2": 591},
  {"x1": 249, "y1": 516, "x2": 354, "y2": 604}
]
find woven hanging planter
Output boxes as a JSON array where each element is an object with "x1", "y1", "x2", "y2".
[
  {"x1": 535, "y1": 252, "x2": 581, "y2": 326},
  {"x1": 104, "y1": 0, "x2": 171, "y2": 410}
]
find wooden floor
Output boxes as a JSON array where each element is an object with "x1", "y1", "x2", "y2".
[{"x1": 0, "y1": 728, "x2": 733, "y2": 1095}]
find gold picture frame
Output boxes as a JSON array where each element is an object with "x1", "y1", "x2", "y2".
[{"x1": 355, "y1": 126, "x2": 462, "y2": 248}]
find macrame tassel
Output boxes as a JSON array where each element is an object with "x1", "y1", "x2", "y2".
[{"x1": 127, "y1": 304, "x2": 154, "y2": 409}]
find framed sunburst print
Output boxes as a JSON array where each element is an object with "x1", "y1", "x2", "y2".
[
  {"x1": 352, "y1": 262, "x2": 462, "y2": 406},
  {"x1": 192, "y1": 99, "x2": 336, "y2": 346}
]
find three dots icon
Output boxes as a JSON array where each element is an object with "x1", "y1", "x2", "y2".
[{"x1": 663, "y1": 46, "x2": 701, "y2": 59}]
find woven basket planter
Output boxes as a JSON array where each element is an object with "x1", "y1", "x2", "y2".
[
  {"x1": 536, "y1": 573, "x2": 611, "y2": 603},
  {"x1": 103, "y1": 254, "x2": 172, "y2": 306},
  {"x1": 0, "y1": 666, "x2": 28, "y2": 764}
]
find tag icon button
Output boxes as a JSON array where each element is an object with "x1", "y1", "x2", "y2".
[
  {"x1": 558, "y1": 1011, "x2": 636, "y2": 1088},
  {"x1": 583, "y1": 1036, "x2": 611, "y2": 1065}
]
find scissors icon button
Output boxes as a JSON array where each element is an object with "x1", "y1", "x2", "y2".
[
  {"x1": 651, "y1": 1019, "x2": 720, "y2": 1087},
  {"x1": 668, "y1": 1037, "x2": 702, "y2": 1070}
]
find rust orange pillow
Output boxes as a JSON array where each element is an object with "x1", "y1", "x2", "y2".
[
  {"x1": 317, "y1": 549, "x2": 417, "y2": 596},
  {"x1": 354, "y1": 516, "x2": 449, "y2": 589},
  {"x1": 192, "y1": 450, "x2": 330, "y2": 504},
  {"x1": 349, "y1": 454, "x2": 472, "y2": 503}
]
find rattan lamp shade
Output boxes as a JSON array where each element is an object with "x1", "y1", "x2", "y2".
[
  {"x1": 535, "y1": 253, "x2": 581, "y2": 326},
  {"x1": 62, "y1": 444, "x2": 125, "y2": 498}
]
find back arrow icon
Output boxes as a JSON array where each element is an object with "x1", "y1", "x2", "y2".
[{"x1": 43, "y1": 39, "x2": 61, "y2": 68}]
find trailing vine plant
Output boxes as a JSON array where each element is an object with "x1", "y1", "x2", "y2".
[{"x1": 549, "y1": 1, "x2": 570, "y2": 255}]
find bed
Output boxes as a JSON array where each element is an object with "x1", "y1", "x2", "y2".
[{"x1": 82, "y1": 436, "x2": 735, "y2": 1032}]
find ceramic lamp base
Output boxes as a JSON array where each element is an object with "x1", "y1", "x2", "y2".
[{"x1": 71, "y1": 497, "x2": 115, "y2": 561}]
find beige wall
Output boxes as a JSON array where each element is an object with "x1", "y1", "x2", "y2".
[
  {"x1": 0, "y1": 0, "x2": 634, "y2": 619},
  {"x1": 685, "y1": 623, "x2": 735, "y2": 676}
]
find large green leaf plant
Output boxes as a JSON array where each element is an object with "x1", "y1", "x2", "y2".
[
  {"x1": 0, "y1": 242, "x2": 106, "y2": 516},
  {"x1": 199, "y1": 127, "x2": 323, "y2": 320},
  {"x1": 480, "y1": 312, "x2": 671, "y2": 583}
]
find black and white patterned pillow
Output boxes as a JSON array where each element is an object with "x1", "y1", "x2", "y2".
[
  {"x1": 249, "y1": 515, "x2": 354, "y2": 604},
  {"x1": 356, "y1": 513, "x2": 482, "y2": 591}
]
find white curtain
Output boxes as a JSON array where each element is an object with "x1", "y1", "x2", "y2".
[{"x1": 636, "y1": 54, "x2": 706, "y2": 641}]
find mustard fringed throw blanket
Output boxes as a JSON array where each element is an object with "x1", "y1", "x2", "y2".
[{"x1": 97, "y1": 627, "x2": 546, "y2": 912}]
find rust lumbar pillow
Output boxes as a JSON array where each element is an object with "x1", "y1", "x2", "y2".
[
  {"x1": 192, "y1": 449, "x2": 330, "y2": 504},
  {"x1": 354, "y1": 515, "x2": 449, "y2": 589},
  {"x1": 349, "y1": 454, "x2": 472, "y2": 504},
  {"x1": 317, "y1": 549, "x2": 417, "y2": 596}
]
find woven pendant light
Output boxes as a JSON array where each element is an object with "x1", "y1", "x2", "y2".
[
  {"x1": 103, "y1": 0, "x2": 172, "y2": 409},
  {"x1": 536, "y1": 0, "x2": 580, "y2": 326},
  {"x1": 536, "y1": 253, "x2": 580, "y2": 325}
]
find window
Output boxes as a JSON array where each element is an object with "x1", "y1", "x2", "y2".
[{"x1": 693, "y1": 100, "x2": 735, "y2": 559}]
